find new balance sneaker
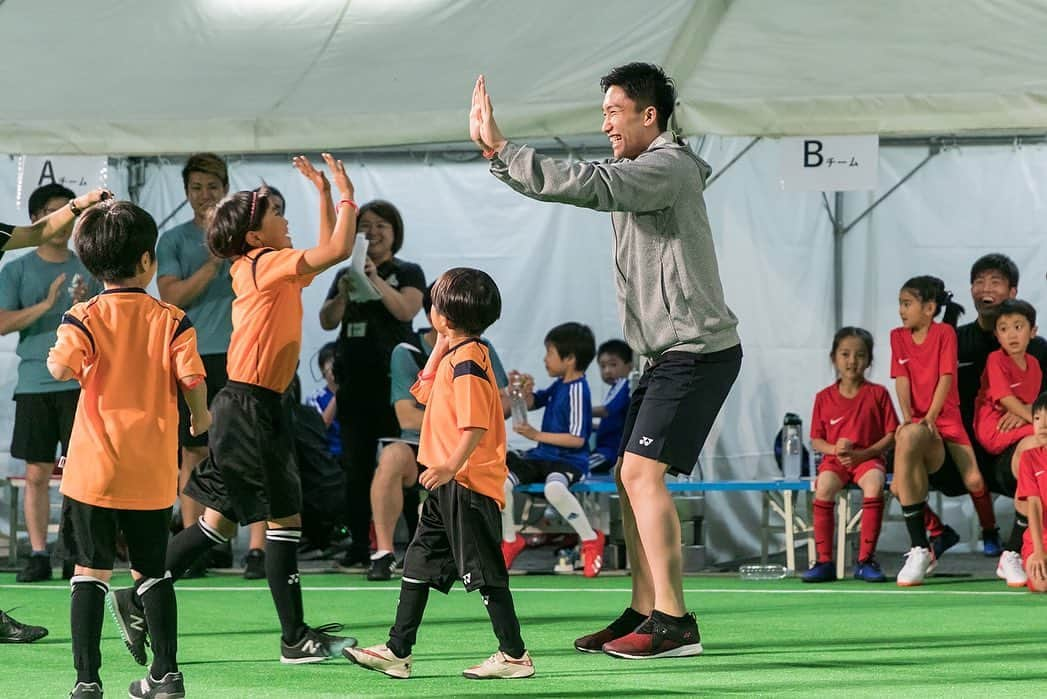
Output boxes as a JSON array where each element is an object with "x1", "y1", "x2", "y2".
[
  {"x1": 930, "y1": 524, "x2": 960, "y2": 561},
  {"x1": 0, "y1": 609, "x2": 48, "y2": 643},
  {"x1": 108, "y1": 587, "x2": 149, "y2": 665},
  {"x1": 69, "y1": 681, "x2": 102, "y2": 698},
  {"x1": 853, "y1": 557, "x2": 887, "y2": 583},
  {"x1": 280, "y1": 623, "x2": 357, "y2": 664},
  {"x1": 897, "y1": 546, "x2": 934, "y2": 586},
  {"x1": 982, "y1": 528, "x2": 1003, "y2": 557},
  {"x1": 16, "y1": 554, "x2": 52, "y2": 583},
  {"x1": 602, "y1": 612, "x2": 703, "y2": 659},
  {"x1": 462, "y1": 650, "x2": 535, "y2": 679},
  {"x1": 366, "y1": 553, "x2": 396, "y2": 581},
  {"x1": 343, "y1": 643, "x2": 412, "y2": 679},
  {"x1": 243, "y1": 548, "x2": 266, "y2": 580},
  {"x1": 581, "y1": 531, "x2": 606, "y2": 578},
  {"x1": 128, "y1": 671, "x2": 185, "y2": 698},
  {"x1": 501, "y1": 536, "x2": 527, "y2": 570},
  {"x1": 996, "y1": 550, "x2": 1029, "y2": 587},
  {"x1": 801, "y1": 561, "x2": 837, "y2": 583}
]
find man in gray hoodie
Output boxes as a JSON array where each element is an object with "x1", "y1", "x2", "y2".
[{"x1": 471, "y1": 63, "x2": 741, "y2": 659}]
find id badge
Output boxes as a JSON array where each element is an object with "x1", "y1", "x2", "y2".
[{"x1": 344, "y1": 322, "x2": 367, "y2": 338}]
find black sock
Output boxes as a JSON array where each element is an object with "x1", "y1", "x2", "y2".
[
  {"x1": 139, "y1": 576, "x2": 178, "y2": 678},
  {"x1": 481, "y1": 586, "x2": 525, "y2": 659},
  {"x1": 387, "y1": 580, "x2": 430, "y2": 658},
  {"x1": 608, "y1": 607, "x2": 647, "y2": 635},
  {"x1": 70, "y1": 576, "x2": 108, "y2": 684},
  {"x1": 166, "y1": 518, "x2": 228, "y2": 582},
  {"x1": 266, "y1": 527, "x2": 306, "y2": 645},
  {"x1": 651, "y1": 609, "x2": 693, "y2": 625},
  {"x1": 1007, "y1": 514, "x2": 1029, "y2": 553},
  {"x1": 902, "y1": 503, "x2": 930, "y2": 549}
]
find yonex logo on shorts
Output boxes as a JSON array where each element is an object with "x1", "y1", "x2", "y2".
[
  {"x1": 288, "y1": 573, "x2": 300, "y2": 585},
  {"x1": 639, "y1": 436, "x2": 653, "y2": 446},
  {"x1": 462, "y1": 573, "x2": 472, "y2": 585}
]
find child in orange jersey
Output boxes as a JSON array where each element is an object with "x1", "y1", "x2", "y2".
[
  {"x1": 48, "y1": 201, "x2": 208, "y2": 699},
  {"x1": 109, "y1": 155, "x2": 358, "y2": 667},
  {"x1": 345, "y1": 268, "x2": 534, "y2": 681}
]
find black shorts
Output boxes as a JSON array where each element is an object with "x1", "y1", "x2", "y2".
[
  {"x1": 928, "y1": 441, "x2": 1019, "y2": 497},
  {"x1": 178, "y1": 353, "x2": 228, "y2": 449},
  {"x1": 11, "y1": 390, "x2": 79, "y2": 464},
  {"x1": 619, "y1": 346, "x2": 742, "y2": 476},
  {"x1": 60, "y1": 496, "x2": 171, "y2": 577},
  {"x1": 401, "y1": 480, "x2": 508, "y2": 593},
  {"x1": 184, "y1": 381, "x2": 301, "y2": 525},
  {"x1": 506, "y1": 451, "x2": 582, "y2": 485}
]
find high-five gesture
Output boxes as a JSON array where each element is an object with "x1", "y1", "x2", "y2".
[
  {"x1": 470, "y1": 75, "x2": 507, "y2": 156},
  {"x1": 321, "y1": 152, "x2": 354, "y2": 201},
  {"x1": 293, "y1": 155, "x2": 331, "y2": 193}
]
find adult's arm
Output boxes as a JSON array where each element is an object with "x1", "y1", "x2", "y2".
[
  {"x1": 3, "y1": 189, "x2": 110, "y2": 250},
  {"x1": 157, "y1": 259, "x2": 224, "y2": 308}
]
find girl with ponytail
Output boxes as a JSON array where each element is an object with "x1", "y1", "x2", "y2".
[{"x1": 891, "y1": 275, "x2": 996, "y2": 586}]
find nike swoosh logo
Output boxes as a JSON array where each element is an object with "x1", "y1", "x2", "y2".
[
  {"x1": 829, "y1": 417, "x2": 844, "y2": 425},
  {"x1": 1036, "y1": 471, "x2": 1045, "y2": 477},
  {"x1": 898, "y1": 359, "x2": 910, "y2": 365},
  {"x1": 1010, "y1": 382, "x2": 1022, "y2": 388},
  {"x1": 958, "y1": 361, "x2": 974, "y2": 368}
]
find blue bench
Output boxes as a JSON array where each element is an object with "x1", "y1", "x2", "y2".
[{"x1": 515, "y1": 477, "x2": 815, "y2": 572}]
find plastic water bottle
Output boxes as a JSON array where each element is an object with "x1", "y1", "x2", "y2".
[
  {"x1": 781, "y1": 413, "x2": 803, "y2": 480},
  {"x1": 739, "y1": 564, "x2": 789, "y2": 580},
  {"x1": 509, "y1": 376, "x2": 528, "y2": 428}
]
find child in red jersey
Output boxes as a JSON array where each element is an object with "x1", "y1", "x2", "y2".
[
  {"x1": 802, "y1": 327, "x2": 898, "y2": 584},
  {"x1": 1015, "y1": 392, "x2": 1047, "y2": 593},
  {"x1": 892, "y1": 275, "x2": 994, "y2": 586}
]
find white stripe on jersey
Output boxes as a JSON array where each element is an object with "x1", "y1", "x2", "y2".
[
  {"x1": 604, "y1": 377, "x2": 627, "y2": 406},
  {"x1": 569, "y1": 381, "x2": 583, "y2": 436}
]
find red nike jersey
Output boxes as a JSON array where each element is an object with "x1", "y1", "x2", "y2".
[
  {"x1": 1017, "y1": 446, "x2": 1047, "y2": 504},
  {"x1": 811, "y1": 381, "x2": 899, "y2": 470},
  {"x1": 890, "y1": 322, "x2": 961, "y2": 421},
  {"x1": 974, "y1": 349, "x2": 1041, "y2": 453}
]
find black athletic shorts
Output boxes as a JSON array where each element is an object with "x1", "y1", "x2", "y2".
[
  {"x1": 11, "y1": 390, "x2": 79, "y2": 464},
  {"x1": 619, "y1": 345, "x2": 742, "y2": 476},
  {"x1": 178, "y1": 353, "x2": 228, "y2": 449},
  {"x1": 184, "y1": 381, "x2": 301, "y2": 525},
  {"x1": 506, "y1": 451, "x2": 582, "y2": 485},
  {"x1": 928, "y1": 441, "x2": 1019, "y2": 497},
  {"x1": 401, "y1": 479, "x2": 508, "y2": 593},
  {"x1": 60, "y1": 496, "x2": 170, "y2": 577}
]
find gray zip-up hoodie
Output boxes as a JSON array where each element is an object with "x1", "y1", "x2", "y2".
[{"x1": 490, "y1": 132, "x2": 740, "y2": 359}]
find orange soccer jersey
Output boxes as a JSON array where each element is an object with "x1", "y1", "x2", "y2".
[
  {"x1": 226, "y1": 247, "x2": 317, "y2": 393},
  {"x1": 411, "y1": 338, "x2": 507, "y2": 506},
  {"x1": 49, "y1": 288, "x2": 205, "y2": 510}
]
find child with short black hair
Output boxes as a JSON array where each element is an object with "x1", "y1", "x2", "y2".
[
  {"x1": 48, "y1": 200, "x2": 208, "y2": 699},
  {"x1": 501, "y1": 322, "x2": 604, "y2": 576},
  {"x1": 591, "y1": 339, "x2": 633, "y2": 475},
  {"x1": 345, "y1": 267, "x2": 534, "y2": 680},
  {"x1": 306, "y1": 341, "x2": 342, "y2": 458},
  {"x1": 109, "y1": 154, "x2": 359, "y2": 666}
]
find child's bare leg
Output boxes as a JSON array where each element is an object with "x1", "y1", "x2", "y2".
[
  {"x1": 895, "y1": 424, "x2": 942, "y2": 548},
  {"x1": 948, "y1": 442, "x2": 996, "y2": 532}
]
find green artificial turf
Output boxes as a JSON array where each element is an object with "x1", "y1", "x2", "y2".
[{"x1": 1, "y1": 572, "x2": 1045, "y2": 698}]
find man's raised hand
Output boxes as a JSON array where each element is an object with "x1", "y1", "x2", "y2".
[{"x1": 471, "y1": 75, "x2": 507, "y2": 155}]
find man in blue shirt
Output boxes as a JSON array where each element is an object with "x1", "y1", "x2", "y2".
[
  {"x1": 501, "y1": 323, "x2": 605, "y2": 577},
  {"x1": 0, "y1": 184, "x2": 101, "y2": 583}
]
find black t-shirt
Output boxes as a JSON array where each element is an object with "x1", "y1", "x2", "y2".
[
  {"x1": 955, "y1": 319, "x2": 1047, "y2": 433},
  {"x1": 0, "y1": 222, "x2": 13, "y2": 261},
  {"x1": 325, "y1": 257, "x2": 426, "y2": 373}
]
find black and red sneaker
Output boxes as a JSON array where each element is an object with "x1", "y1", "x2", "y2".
[
  {"x1": 602, "y1": 611, "x2": 703, "y2": 659},
  {"x1": 573, "y1": 608, "x2": 646, "y2": 653}
]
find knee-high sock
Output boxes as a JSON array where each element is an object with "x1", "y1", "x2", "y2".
[
  {"x1": 812, "y1": 499, "x2": 835, "y2": 563},
  {"x1": 138, "y1": 575, "x2": 177, "y2": 679},
  {"x1": 970, "y1": 488, "x2": 996, "y2": 530},
  {"x1": 903, "y1": 502, "x2": 929, "y2": 549},
  {"x1": 501, "y1": 477, "x2": 517, "y2": 543},
  {"x1": 923, "y1": 505, "x2": 945, "y2": 538},
  {"x1": 166, "y1": 517, "x2": 228, "y2": 583},
  {"x1": 1007, "y1": 513, "x2": 1029, "y2": 553},
  {"x1": 70, "y1": 575, "x2": 108, "y2": 684},
  {"x1": 266, "y1": 527, "x2": 306, "y2": 645},
  {"x1": 544, "y1": 476, "x2": 596, "y2": 541},
  {"x1": 387, "y1": 579, "x2": 430, "y2": 658},
  {"x1": 480, "y1": 585, "x2": 525, "y2": 659},
  {"x1": 859, "y1": 496, "x2": 885, "y2": 561}
]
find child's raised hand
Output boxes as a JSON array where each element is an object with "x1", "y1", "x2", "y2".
[
  {"x1": 293, "y1": 156, "x2": 330, "y2": 192},
  {"x1": 321, "y1": 153, "x2": 354, "y2": 201}
]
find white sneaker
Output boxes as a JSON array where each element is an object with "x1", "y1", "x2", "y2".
[
  {"x1": 462, "y1": 650, "x2": 535, "y2": 679},
  {"x1": 343, "y1": 644, "x2": 412, "y2": 679},
  {"x1": 897, "y1": 546, "x2": 934, "y2": 587},
  {"x1": 996, "y1": 550, "x2": 1028, "y2": 587}
]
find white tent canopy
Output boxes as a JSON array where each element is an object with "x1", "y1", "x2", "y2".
[{"x1": 3, "y1": 0, "x2": 1047, "y2": 155}]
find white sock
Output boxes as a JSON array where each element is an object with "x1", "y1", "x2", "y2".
[
  {"x1": 502, "y1": 478, "x2": 517, "y2": 543},
  {"x1": 544, "y1": 479, "x2": 596, "y2": 541},
  {"x1": 370, "y1": 549, "x2": 392, "y2": 561}
]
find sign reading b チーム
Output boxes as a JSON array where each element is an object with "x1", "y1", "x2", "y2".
[{"x1": 778, "y1": 136, "x2": 879, "y2": 192}]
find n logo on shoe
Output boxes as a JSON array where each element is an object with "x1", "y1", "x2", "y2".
[
  {"x1": 130, "y1": 614, "x2": 146, "y2": 632},
  {"x1": 301, "y1": 639, "x2": 321, "y2": 655}
]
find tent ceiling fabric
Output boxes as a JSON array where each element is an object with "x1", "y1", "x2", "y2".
[{"x1": 3, "y1": 0, "x2": 1047, "y2": 155}]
